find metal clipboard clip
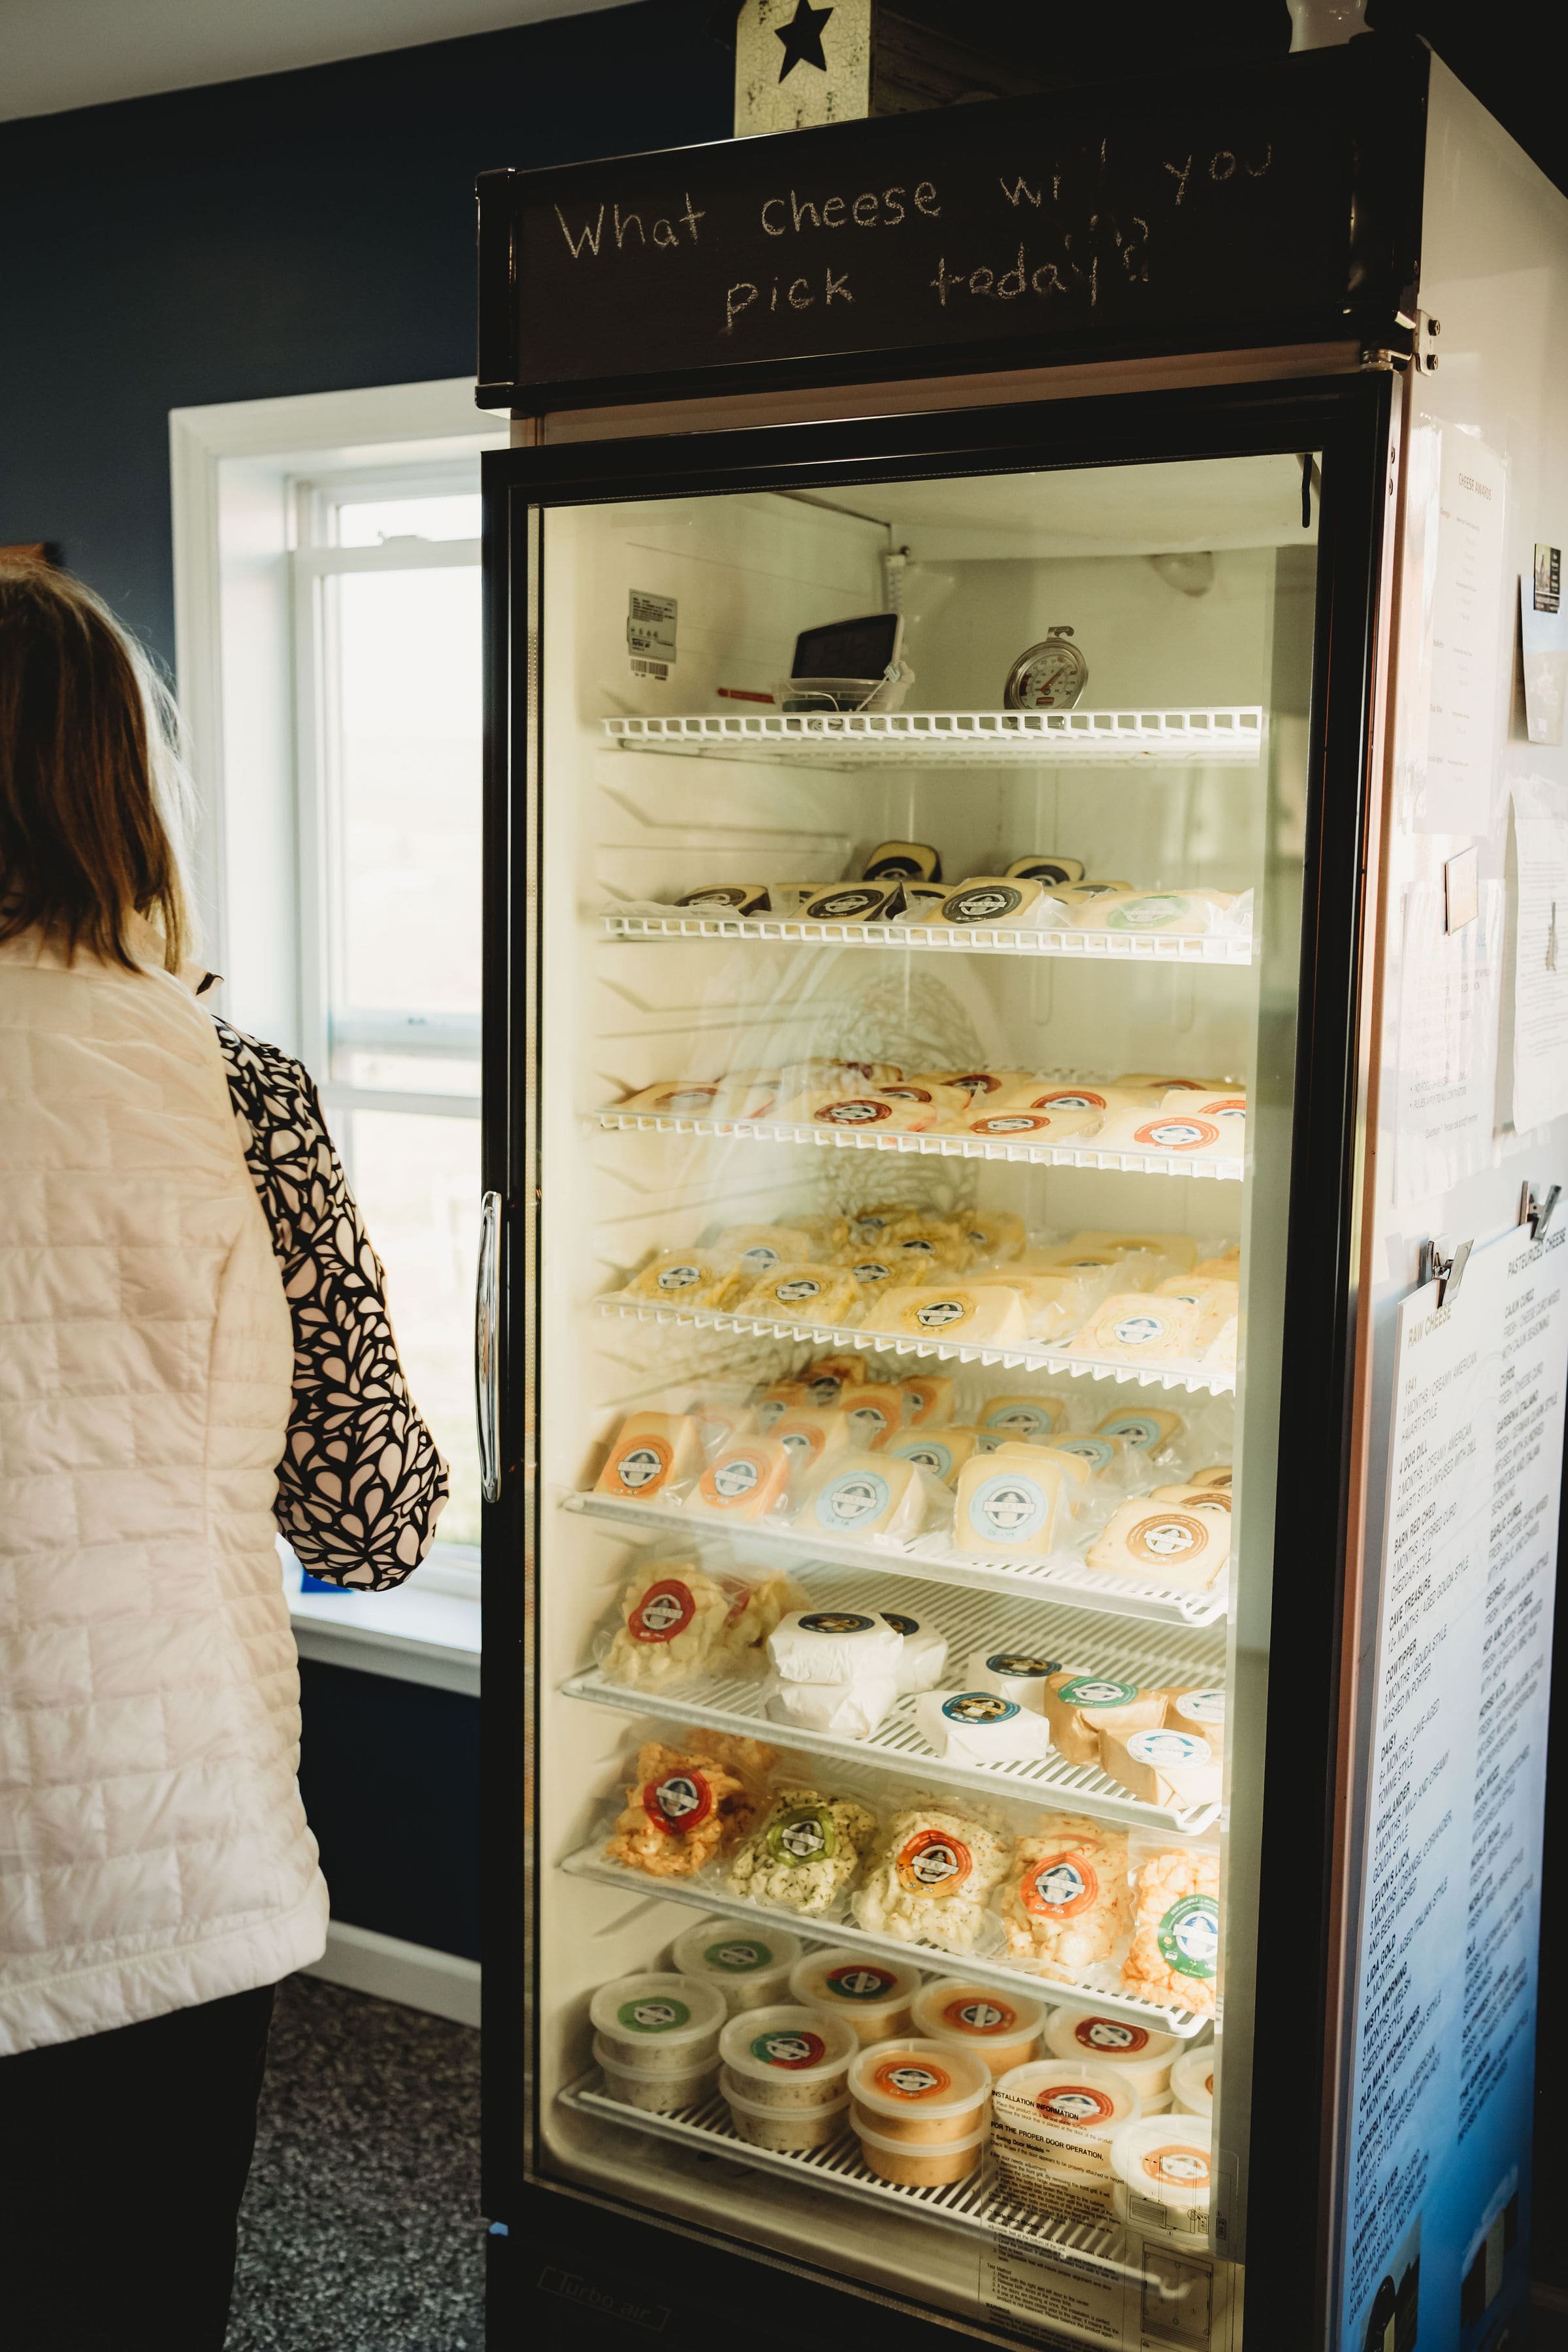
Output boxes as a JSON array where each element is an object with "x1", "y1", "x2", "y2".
[
  {"x1": 1420, "y1": 1235, "x2": 1472, "y2": 1306},
  {"x1": 1520, "y1": 1181, "x2": 1561, "y2": 1241}
]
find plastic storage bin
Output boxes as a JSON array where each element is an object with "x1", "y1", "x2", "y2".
[
  {"x1": 855, "y1": 2117, "x2": 988, "y2": 2187},
  {"x1": 672, "y1": 1919, "x2": 803, "y2": 2014},
  {"x1": 789, "y1": 1948, "x2": 923, "y2": 2045},
  {"x1": 719, "y1": 2065, "x2": 852, "y2": 2151},
  {"x1": 589, "y1": 1972, "x2": 727, "y2": 2073},
  {"x1": 592, "y1": 2031, "x2": 719, "y2": 2115},
  {"x1": 909, "y1": 1978, "x2": 1047, "y2": 2077},
  {"x1": 1109, "y1": 2114, "x2": 1213, "y2": 2242},
  {"x1": 847, "y1": 2040, "x2": 991, "y2": 2144},
  {"x1": 717, "y1": 2004, "x2": 858, "y2": 2108}
]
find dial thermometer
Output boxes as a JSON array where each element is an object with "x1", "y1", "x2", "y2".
[{"x1": 1004, "y1": 625, "x2": 1088, "y2": 711}]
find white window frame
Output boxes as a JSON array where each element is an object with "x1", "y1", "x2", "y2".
[{"x1": 170, "y1": 381, "x2": 507, "y2": 1695}]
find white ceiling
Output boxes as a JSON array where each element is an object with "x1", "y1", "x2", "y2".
[{"x1": 0, "y1": 0, "x2": 625, "y2": 123}]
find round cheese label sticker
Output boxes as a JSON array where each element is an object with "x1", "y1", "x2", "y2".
[
  {"x1": 1034, "y1": 1088, "x2": 1109, "y2": 1112},
  {"x1": 1107, "y1": 1311, "x2": 1171, "y2": 1348},
  {"x1": 985, "y1": 1652, "x2": 1060, "y2": 1680},
  {"x1": 985, "y1": 1403, "x2": 1055, "y2": 1439},
  {"x1": 942, "y1": 1692, "x2": 1019, "y2": 1725},
  {"x1": 815, "y1": 1098, "x2": 892, "y2": 1126},
  {"x1": 610, "y1": 1438, "x2": 672, "y2": 1494},
  {"x1": 703, "y1": 1938, "x2": 774, "y2": 1974},
  {"x1": 1057, "y1": 1677, "x2": 1141, "y2": 1710},
  {"x1": 703, "y1": 1452, "x2": 764, "y2": 1505},
  {"x1": 881, "y1": 1612, "x2": 921, "y2": 1638},
  {"x1": 850, "y1": 1260, "x2": 894, "y2": 1285},
  {"x1": 872, "y1": 2058, "x2": 953, "y2": 2100},
  {"x1": 1141, "y1": 2144, "x2": 1211, "y2": 2189},
  {"x1": 808, "y1": 888, "x2": 886, "y2": 922},
  {"x1": 798, "y1": 1611, "x2": 877, "y2": 1635},
  {"x1": 656, "y1": 1264, "x2": 704, "y2": 1290},
  {"x1": 1157, "y1": 1895, "x2": 1220, "y2": 1980},
  {"x1": 1125, "y1": 1729, "x2": 1210, "y2": 1769},
  {"x1": 894, "y1": 1439, "x2": 953, "y2": 1477},
  {"x1": 1022, "y1": 1854, "x2": 1100, "y2": 1918},
  {"x1": 1174, "y1": 1689, "x2": 1226, "y2": 1725},
  {"x1": 766, "y1": 1803, "x2": 838, "y2": 1867},
  {"x1": 629, "y1": 1580, "x2": 696, "y2": 1643},
  {"x1": 774, "y1": 1275, "x2": 826, "y2": 1301},
  {"x1": 617, "y1": 1995, "x2": 691, "y2": 2034},
  {"x1": 944, "y1": 885, "x2": 1023, "y2": 924},
  {"x1": 1128, "y1": 1512, "x2": 1209, "y2": 1565},
  {"x1": 811, "y1": 1471, "x2": 892, "y2": 1531},
  {"x1": 751, "y1": 2027, "x2": 828, "y2": 2071},
  {"x1": 1074, "y1": 2017, "x2": 1150, "y2": 2054},
  {"x1": 915, "y1": 1296, "x2": 970, "y2": 1328},
  {"x1": 968, "y1": 1473, "x2": 1051, "y2": 1544},
  {"x1": 824, "y1": 1964, "x2": 898, "y2": 2002},
  {"x1": 970, "y1": 1113, "x2": 1052, "y2": 1135},
  {"x1": 1038, "y1": 2084, "x2": 1117, "y2": 2127},
  {"x1": 941, "y1": 1995, "x2": 1018, "y2": 2034},
  {"x1": 642, "y1": 1770, "x2": 713, "y2": 1833},
  {"x1": 896, "y1": 1827, "x2": 973, "y2": 1897},
  {"x1": 1133, "y1": 1118, "x2": 1221, "y2": 1152}
]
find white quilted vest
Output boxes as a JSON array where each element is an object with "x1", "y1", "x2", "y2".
[{"x1": 0, "y1": 926, "x2": 329, "y2": 2054}]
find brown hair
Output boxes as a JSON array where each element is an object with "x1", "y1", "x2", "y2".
[{"x1": 0, "y1": 559, "x2": 191, "y2": 972}]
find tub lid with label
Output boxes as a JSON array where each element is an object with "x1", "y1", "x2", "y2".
[
  {"x1": 672, "y1": 1919, "x2": 803, "y2": 1984},
  {"x1": 847, "y1": 2037, "x2": 991, "y2": 2120},
  {"x1": 589, "y1": 1971, "x2": 727, "y2": 2048}
]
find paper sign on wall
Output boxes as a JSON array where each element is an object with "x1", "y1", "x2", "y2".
[
  {"x1": 1417, "y1": 433, "x2": 1508, "y2": 834},
  {"x1": 1507, "y1": 776, "x2": 1568, "y2": 1132},
  {"x1": 1395, "y1": 877, "x2": 1504, "y2": 1204}
]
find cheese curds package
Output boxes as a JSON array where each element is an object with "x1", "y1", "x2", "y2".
[
  {"x1": 689, "y1": 1437, "x2": 794, "y2": 1522},
  {"x1": 728, "y1": 1784, "x2": 880, "y2": 1916},
  {"x1": 604, "y1": 1737, "x2": 769, "y2": 1880},
  {"x1": 870, "y1": 1284, "x2": 1029, "y2": 1345},
  {"x1": 853, "y1": 1803, "x2": 1011, "y2": 1953},
  {"x1": 1093, "y1": 1405, "x2": 1185, "y2": 1456},
  {"x1": 1122, "y1": 1848, "x2": 1221, "y2": 2017},
  {"x1": 792, "y1": 1450, "x2": 933, "y2": 1544},
  {"x1": 1099, "y1": 1724, "x2": 1221, "y2": 1809},
  {"x1": 799, "y1": 883, "x2": 905, "y2": 924},
  {"x1": 915, "y1": 1689, "x2": 1056, "y2": 1763},
  {"x1": 744, "y1": 1262, "x2": 860, "y2": 1324},
  {"x1": 1000, "y1": 1814, "x2": 1133, "y2": 1972},
  {"x1": 596, "y1": 1411, "x2": 704, "y2": 1502},
  {"x1": 883, "y1": 1426, "x2": 982, "y2": 1485},
  {"x1": 841, "y1": 1251, "x2": 909, "y2": 1303},
  {"x1": 955, "y1": 1445, "x2": 1067, "y2": 1556},
  {"x1": 600, "y1": 1561, "x2": 732, "y2": 1690},
  {"x1": 1086, "y1": 1499, "x2": 1231, "y2": 1593},
  {"x1": 1079, "y1": 1292, "x2": 1201, "y2": 1366},
  {"x1": 898, "y1": 1373, "x2": 956, "y2": 1426},
  {"x1": 1041, "y1": 1673, "x2": 1167, "y2": 1766},
  {"x1": 623, "y1": 1249, "x2": 745, "y2": 1310},
  {"x1": 979, "y1": 1394, "x2": 1068, "y2": 1444},
  {"x1": 879, "y1": 1610, "x2": 949, "y2": 1693}
]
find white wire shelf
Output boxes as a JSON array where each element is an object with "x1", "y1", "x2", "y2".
[
  {"x1": 559, "y1": 1849, "x2": 1209, "y2": 2036},
  {"x1": 593, "y1": 1108, "x2": 1243, "y2": 1181},
  {"x1": 561, "y1": 1573, "x2": 1224, "y2": 1835},
  {"x1": 602, "y1": 910, "x2": 1256, "y2": 967},
  {"x1": 604, "y1": 708, "x2": 1266, "y2": 768},
  {"x1": 561, "y1": 1490, "x2": 1229, "y2": 1629},
  {"x1": 561, "y1": 2069, "x2": 1184, "y2": 2274},
  {"x1": 593, "y1": 1295, "x2": 1237, "y2": 1396}
]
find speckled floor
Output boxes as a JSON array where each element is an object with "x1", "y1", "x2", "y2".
[{"x1": 225, "y1": 1973, "x2": 483, "y2": 2352}]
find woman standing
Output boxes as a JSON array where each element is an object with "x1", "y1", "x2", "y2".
[{"x1": 0, "y1": 559, "x2": 448, "y2": 2345}]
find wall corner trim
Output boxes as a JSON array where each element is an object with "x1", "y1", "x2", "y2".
[{"x1": 302, "y1": 1918, "x2": 482, "y2": 2028}]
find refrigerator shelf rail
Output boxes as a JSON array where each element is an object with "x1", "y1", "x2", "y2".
[
  {"x1": 602, "y1": 910, "x2": 1256, "y2": 967},
  {"x1": 592, "y1": 1109, "x2": 1243, "y2": 1180},
  {"x1": 603, "y1": 708, "x2": 1266, "y2": 767},
  {"x1": 558, "y1": 1852, "x2": 1209, "y2": 2035},
  {"x1": 593, "y1": 1296, "x2": 1237, "y2": 1395},
  {"x1": 560, "y1": 2070, "x2": 1179, "y2": 2276},
  {"x1": 561, "y1": 1571, "x2": 1224, "y2": 1834},
  {"x1": 561, "y1": 1490, "x2": 1230, "y2": 1629}
]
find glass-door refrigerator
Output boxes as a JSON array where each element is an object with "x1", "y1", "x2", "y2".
[{"x1": 475, "y1": 40, "x2": 1568, "y2": 2352}]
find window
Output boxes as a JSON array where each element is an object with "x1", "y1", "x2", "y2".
[{"x1": 293, "y1": 467, "x2": 484, "y2": 1557}]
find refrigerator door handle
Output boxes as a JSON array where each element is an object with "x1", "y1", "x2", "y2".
[{"x1": 476, "y1": 1188, "x2": 503, "y2": 1503}]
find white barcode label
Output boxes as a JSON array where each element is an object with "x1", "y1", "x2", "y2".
[
  {"x1": 630, "y1": 657, "x2": 670, "y2": 680},
  {"x1": 628, "y1": 589, "x2": 676, "y2": 676}
]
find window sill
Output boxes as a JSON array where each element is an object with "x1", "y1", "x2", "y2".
[{"x1": 282, "y1": 1548, "x2": 481, "y2": 1697}]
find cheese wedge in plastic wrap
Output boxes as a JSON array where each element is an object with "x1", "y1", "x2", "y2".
[
  {"x1": 955, "y1": 1445, "x2": 1067, "y2": 1556},
  {"x1": 1022, "y1": 1242, "x2": 1160, "y2": 1292},
  {"x1": 685, "y1": 1394, "x2": 757, "y2": 1456},
  {"x1": 689, "y1": 1436, "x2": 794, "y2": 1521},
  {"x1": 1099, "y1": 1725, "x2": 1222, "y2": 1809},
  {"x1": 881, "y1": 1426, "x2": 981, "y2": 1485},
  {"x1": 869, "y1": 1283, "x2": 1029, "y2": 1347},
  {"x1": 938, "y1": 876, "x2": 1053, "y2": 927},
  {"x1": 882, "y1": 1213, "x2": 972, "y2": 1273},
  {"x1": 1086, "y1": 1498, "x2": 1231, "y2": 1592},
  {"x1": 960, "y1": 1104, "x2": 1099, "y2": 1147},
  {"x1": 755, "y1": 1380, "x2": 809, "y2": 1431},
  {"x1": 1094, "y1": 1404, "x2": 1185, "y2": 1456},
  {"x1": 771, "y1": 1405, "x2": 857, "y2": 1474},
  {"x1": 1079, "y1": 1292, "x2": 1201, "y2": 1367},
  {"x1": 793, "y1": 1210, "x2": 852, "y2": 1256},
  {"x1": 615, "y1": 1079, "x2": 730, "y2": 1119},
  {"x1": 775, "y1": 1086, "x2": 937, "y2": 1135},
  {"x1": 717, "y1": 1223, "x2": 817, "y2": 1284},
  {"x1": 1041, "y1": 1672, "x2": 1167, "y2": 1765},
  {"x1": 1203, "y1": 1316, "x2": 1239, "y2": 1378},
  {"x1": 799, "y1": 1352, "x2": 867, "y2": 1405},
  {"x1": 840, "y1": 1384, "x2": 908, "y2": 1448},
  {"x1": 1071, "y1": 1228, "x2": 1201, "y2": 1273},
  {"x1": 596, "y1": 1411, "x2": 704, "y2": 1502},
  {"x1": 1088, "y1": 1102, "x2": 1243, "y2": 1162},
  {"x1": 898, "y1": 1373, "x2": 955, "y2": 1426},
  {"x1": 878, "y1": 1079, "x2": 972, "y2": 1125},
  {"x1": 979, "y1": 1393, "x2": 1068, "y2": 1445},
  {"x1": 675, "y1": 883, "x2": 771, "y2": 916},
  {"x1": 1048, "y1": 1432, "x2": 1132, "y2": 1482},
  {"x1": 1071, "y1": 887, "x2": 1237, "y2": 936},
  {"x1": 957, "y1": 1209, "x2": 1026, "y2": 1266},
  {"x1": 1155, "y1": 1276, "x2": 1239, "y2": 1353},
  {"x1": 743, "y1": 1262, "x2": 859, "y2": 1324},
  {"x1": 623, "y1": 1248, "x2": 745, "y2": 1311},
  {"x1": 792, "y1": 1449, "x2": 928, "y2": 1543}
]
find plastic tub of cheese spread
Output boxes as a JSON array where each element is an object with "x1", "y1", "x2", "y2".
[
  {"x1": 1170, "y1": 2046, "x2": 1215, "y2": 2116},
  {"x1": 789, "y1": 1948, "x2": 923, "y2": 2045},
  {"x1": 909, "y1": 1979, "x2": 1047, "y2": 2078},
  {"x1": 990, "y1": 2059, "x2": 1138, "y2": 2219},
  {"x1": 593, "y1": 2033, "x2": 719, "y2": 2115},
  {"x1": 589, "y1": 1973, "x2": 727, "y2": 2072},
  {"x1": 855, "y1": 2115, "x2": 987, "y2": 2187},
  {"x1": 718, "y1": 2004, "x2": 858, "y2": 2107},
  {"x1": 672, "y1": 1919, "x2": 803, "y2": 2014},
  {"x1": 1109, "y1": 2113, "x2": 1213, "y2": 2242},
  {"x1": 847, "y1": 2039, "x2": 991, "y2": 2143},
  {"x1": 1043, "y1": 2004, "x2": 1181, "y2": 2104},
  {"x1": 719, "y1": 2064, "x2": 851, "y2": 2151}
]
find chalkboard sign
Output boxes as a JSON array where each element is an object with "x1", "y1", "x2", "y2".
[{"x1": 477, "y1": 40, "x2": 1426, "y2": 413}]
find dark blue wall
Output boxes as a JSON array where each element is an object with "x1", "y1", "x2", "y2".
[{"x1": 0, "y1": 4, "x2": 728, "y2": 1957}]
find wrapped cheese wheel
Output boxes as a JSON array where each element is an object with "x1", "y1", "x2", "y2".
[
  {"x1": 792, "y1": 1450, "x2": 927, "y2": 1543},
  {"x1": 879, "y1": 1609, "x2": 949, "y2": 1693},
  {"x1": 961, "y1": 1105, "x2": 1098, "y2": 1145},
  {"x1": 778, "y1": 1087, "x2": 933, "y2": 1134},
  {"x1": 1167, "y1": 1686, "x2": 1226, "y2": 1737},
  {"x1": 689, "y1": 1436, "x2": 793, "y2": 1521},
  {"x1": 1099, "y1": 1725, "x2": 1221, "y2": 1808},
  {"x1": 1001, "y1": 1816, "x2": 1133, "y2": 1973},
  {"x1": 1086, "y1": 1499, "x2": 1231, "y2": 1593},
  {"x1": 765, "y1": 1674, "x2": 898, "y2": 1738},
  {"x1": 1094, "y1": 1405, "x2": 1184, "y2": 1456},
  {"x1": 767, "y1": 1607, "x2": 903, "y2": 1684},
  {"x1": 915, "y1": 1688, "x2": 1055, "y2": 1763},
  {"x1": 898, "y1": 1373, "x2": 956, "y2": 1426},
  {"x1": 1079, "y1": 1293, "x2": 1201, "y2": 1366},
  {"x1": 980, "y1": 1394, "x2": 1067, "y2": 1444},
  {"x1": 870, "y1": 1284, "x2": 1029, "y2": 1345},
  {"x1": 717, "y1": 1224, "x2": 816, "y2": 1282},
  {"x1": 596, "y1": 1412, "x2": 704, "y2": 1502},
  {"x1": 1041, "y1": 1672, "x2": 1166, "y2": 1765},
  {"x1": 966, "y1": 1647, "x2": 1064, "y2": 1712},
  {"x1": 800, "y1": 883, "x2": 904, "y2": 924},
  {"x1": 841, "y1": 1384, "x2": 907, "y2": 1448},
  {"x1": 745, "y1": 1263, "x2": 859, "y2": 1324},
  {"x1": 955, "y1": 1446, "x2": 1066, "y2": 1556},
  {"x1": 881, "y1": 1426, "x2": 981, "y2": 1485},
  {"x1": 623, "y1": 1249, "x2": 744, "y2": 1310},
  {"x1": 772, "y1": 1405, "x2": 855, "y2": 1473}
]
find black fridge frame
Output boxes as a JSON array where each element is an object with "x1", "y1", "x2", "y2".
[{"x1": 480, "y1": 368, "x2": 1394, "y2": 2349}]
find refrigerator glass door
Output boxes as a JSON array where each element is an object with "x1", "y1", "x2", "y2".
[{"x1": 527, "y1": 449, "x2": 1318, "y2": 2340}]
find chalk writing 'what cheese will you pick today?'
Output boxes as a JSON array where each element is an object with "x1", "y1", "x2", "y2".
[{"x1": 549, "y1": 139, "x2": 1274, "y2": 336}]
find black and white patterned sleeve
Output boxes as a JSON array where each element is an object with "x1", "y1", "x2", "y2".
[{"x1": 214, "y1": 1014, "x2": 449, "y2": 1589}]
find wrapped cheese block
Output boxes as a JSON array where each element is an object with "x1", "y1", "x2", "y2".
[
  {"x1": 1167, "y1": 1686, "x2": 1226, "y2": 1737},
  {"x1": 1073, "y1": 888, "x2": 1235, "y2": 935},
  {"x1": 938, "y1": 876, "x2": 1051, "y2": 926},
  {"x1": 1041, "y1": 1673, "x2": 1167, "y2": 1765},
  {"x1": 1204, "y1": 1316, "x2": 1239, "y2": 1376},
  {"x1": 1000, "y1": 1814, "x2": 1132, "y2": 1971},
  {"x1": 596, "y1": 1411, "x2": 704, "y2": 1501},
  {"x1": 1086, "y1": 1498, "x2": 1231, "y2": 1593},
  {"x1": 898, "y1": 1373, "x2": 955, "y2": 1426},
  {"x1": 800, "y1": 1352, "x2": 867, "y2": 1405},
  {"x1": 879, "y1": 1609, "x2": 949, "y2": 1693},
  {"x1": 771, "y1": 1405, "x2": 856, "y2": 1474},
  {"x1": 1079, "y1": 1293, "x2": 1201, "y2": 1366},
  {"x1": 1072, "y1": 1229, "x2": 1201, "y2": 1272},
  {"x1": 689, "y1": 1436, "x2": 794, "y2": 1521},
  {"x1": 961, "y1": 1105, "x2": 1098, "y2": 1146},
  {"x1": 778, "y1": 1087, "x2": 934, "y2": 1134},
  {"x1": 966, "y1": 1647, "x2": 1064, "y2": 1711},
  {"x1": 980, "y1": 1394, "x2": 1068, "y2": 1443},
  {"x1": 955, "y1": 1445, "x2": 1067, "y2": 1556},
  {"x1": 768, "y1": 1607, "x2": 904, "y2": 1685},
  {"x1": 915, "y1": 1688, "x2": 1056, "y2": 1763},
  {"x1": 1094, "y1": 1404, "x2": 1184, "y2": 1456},
  {"x1": 623, "y1": 1249, "x2": 745, "y2": 1310},
  {"x1": 602, "y1": 1562, "x2": 730, "y2": 1688},
  {"x1": 1048, "y1": 1432, "x2": 1132, "y2": 1482},
  {"x1": 1023, "y1": 1241, "x2": 1157, "y2": 1290},
  {"x1": 842, "y1": 1251, "x2": 908, "y2": 1305},
  {"x1": 717, "y1": 1223, "x2": 817, "y2": 1283},
  {"x1": 870, "y1": 1284, "x2": 1029, "y2": 1345},
  {"x1": 765, "y1": 1674, "x2": 898, "y2": 1738},
  {"x1": 799, "y1": 882, "x2": 904, "y2": 924},
  {"x1": 883, "y1": 1213, "x2": 971, "y2": 1273},
  {"x1": 958, "y1": 1209, "x2": 1026, "y2": 1266},
  {"x1": 1091, "y1": 1103, "x2": 1243, "y2": 1161},
  {"x1": 1151, "y1": 1482, "x2": 1232, "y2": 1507},
  {"x1": 1099, "y1": 1725, "x2": 1222, "y2": 1808},
  {"x1": 862, "y1": 838, "x2": 941, "y2": 883},
  {"x1": 755, "y1": 1380, "x2": 809, "y2": 1430},
  {"x1": 1044, "y1": 2005, "x2": 1183, "y2": 2100},
  {"x1": 1156, "y1": 1276, "x2": 1239, "y2": 1353},
  {"x1": 881, "y1": 1426, "x2": 981, "y2": 1485},
  {"x1": 1122, "y1": 1848, "x2": 1221, "y2": 2018},
  {"x1": 792, "y1": 1210, "x2": 852, "y2": 1257},
  {"x1": 1053, "y1": 880, "x2": 1132, "y2": 909},
  {"x1": 676, "y1": 883, "x2": 770, "y2": 915},
  {"x1": 879, "y1": 1079, "x2": 972, "y2": 1124},
  {"x1": 1189, "y1": 1462, "x2": 1233, "y2": 1488},
  {"x1": 745, "y1": 1263, "x2": 860, "y2": 1324},
  {"x1": 686, "y1": 1394, "x2": 757, "y2": 1456},
  {"x1": 973, "y1": 1274, "x2": 1092, "y2": 1341},
  {"x1": 841, "y1": 1384, "x2": 907, "y2": 1448}
]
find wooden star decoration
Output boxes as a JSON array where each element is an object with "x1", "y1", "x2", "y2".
[{"x1": 775, "y1": 0, "x2": 833, "y2": 80}]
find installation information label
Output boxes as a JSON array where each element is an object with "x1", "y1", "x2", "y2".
[
  {"x1": 980, "y1": 2234, "x2": 1235, "y2": 2351},
  {"x1": 1340, "y1": 1216, "x2": 1567, "y2": 2351}
]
